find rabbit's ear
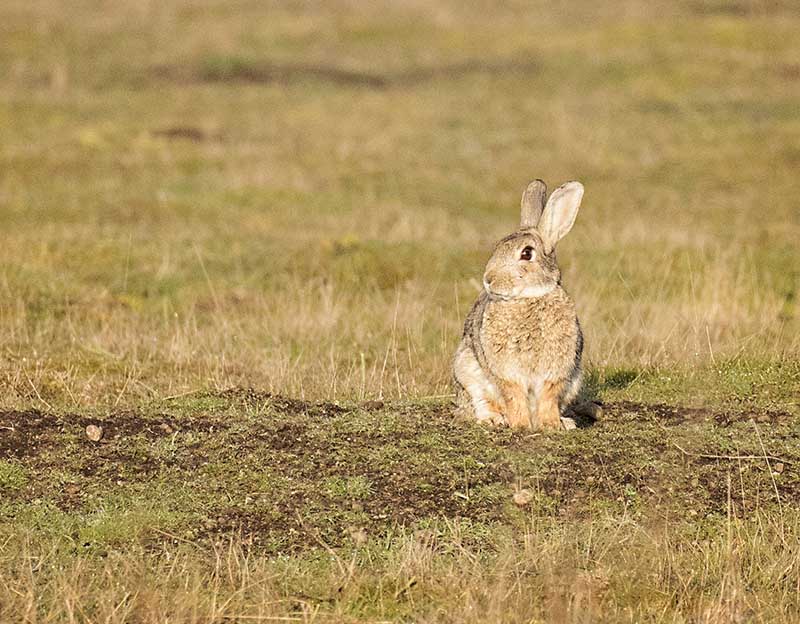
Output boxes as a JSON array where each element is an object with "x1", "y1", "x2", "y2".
[
  {"x1": 520, "y1": 179, "x2": 547, "y2": 229},
  {"x1": 539, "y1": 181, "x2": 584, "y2": 252}
]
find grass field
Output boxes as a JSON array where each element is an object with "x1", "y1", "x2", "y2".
[{"x1": 1, "y1": 0, "x2": 799, "y2": 621}]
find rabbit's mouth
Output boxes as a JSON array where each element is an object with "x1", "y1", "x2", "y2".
[{"x1": 483, "y1": 279, "x2": 511, "y2": 300}]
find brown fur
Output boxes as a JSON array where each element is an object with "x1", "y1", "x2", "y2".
[{"x1": 453, "y1": 180, "x2": 585, "y2": 430}]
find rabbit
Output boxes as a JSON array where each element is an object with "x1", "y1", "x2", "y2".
[{"x1": 453, "y1": 179, "x2": 585, "y2": 430}]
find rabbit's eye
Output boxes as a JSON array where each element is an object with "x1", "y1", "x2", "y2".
[{"x1": 519, "y1": 246, "x2": 534, "y2": 261}]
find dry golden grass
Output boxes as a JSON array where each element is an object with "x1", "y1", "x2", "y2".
[
  {"x1": 2, "y1": 512, "x2": 798, "y2": 623},
  {"x1": 1, "y1": 0, "x2": 799, "y2": 411}
]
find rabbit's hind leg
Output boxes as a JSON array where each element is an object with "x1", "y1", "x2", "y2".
[{"x1": 453, "y1": 343, "x2": 505, "y2": 426}]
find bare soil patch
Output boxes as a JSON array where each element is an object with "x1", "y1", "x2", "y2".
[{"x1": 2, "y1": 394, "x2": 797, "y2": 552}]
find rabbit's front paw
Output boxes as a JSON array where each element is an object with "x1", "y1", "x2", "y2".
[{"x1": 476, "y1": 406, "x2": 507, "y2": 428}]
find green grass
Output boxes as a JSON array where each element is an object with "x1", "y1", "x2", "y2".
[
  {"x1": 1, "y1": 0, "x2": 799, "y2": 621},
  {"x1": 0, "y1": 460, "x2": 28, "y2": 492}
]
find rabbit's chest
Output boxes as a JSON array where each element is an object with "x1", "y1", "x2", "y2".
[{"x1": 480, "y1": 296, "x2": 576, "y2": 379}]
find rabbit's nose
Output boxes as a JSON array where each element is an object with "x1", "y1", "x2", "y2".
[{"x1": 483, "y1": 274, "x2": 494, "y2": 291}]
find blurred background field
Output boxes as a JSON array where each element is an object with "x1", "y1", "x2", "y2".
[
  {"x1": 2, "y1": 3, "x2": 800, "y2": 622},
  {"x1": 1, "y1": 0, "x2": 798, "y2": 409}
]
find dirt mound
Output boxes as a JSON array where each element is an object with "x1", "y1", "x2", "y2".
[{"x1": 1, "y1": 394, "x2": 797, "y2": 553}]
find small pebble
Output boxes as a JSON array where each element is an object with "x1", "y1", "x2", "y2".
[
  {"x1": 86, "y1": 424, "x2": 104, "y2": 442},
  {"x1": 348, "y1": 526, "x2": 368, "y2": 546},
  {"x1": 513, "y1": 489, "x2": 534, "y2": 507}
]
